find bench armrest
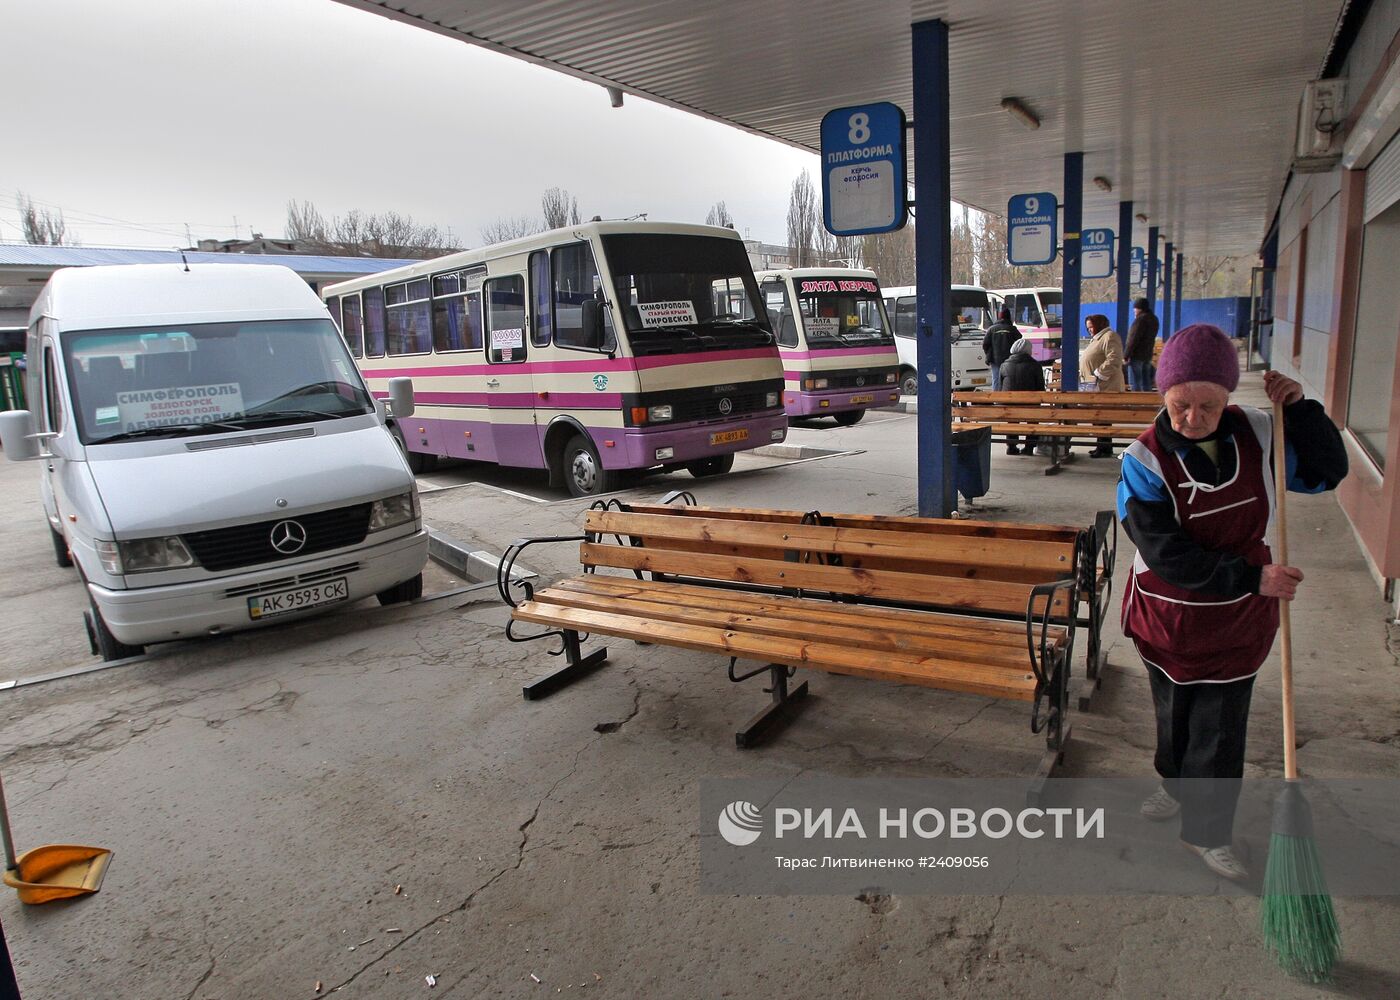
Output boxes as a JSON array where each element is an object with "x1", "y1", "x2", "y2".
[
  {"x1": 497, "y1": 535, "x2": 587, "y2": 608},
  {"x1": 1025, "y1": 577, "x2": 1078, "y2": 735},
  {"x1": 1093, "y1": 509, "x2": 1118, "y2": 580}
]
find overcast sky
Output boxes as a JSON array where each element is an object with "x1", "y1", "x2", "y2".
[{"x1": 4, "y1": 0, "x2": 821, "y2": 250}]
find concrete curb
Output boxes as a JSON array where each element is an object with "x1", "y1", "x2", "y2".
[
  {"x1": 750, "y1": 444, "x2": 847, "y2": 460},
  {"x1": 426, "y1": 526, "x2": 534, "y2": 585}
]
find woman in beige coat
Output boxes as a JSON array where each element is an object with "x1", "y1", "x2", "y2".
[
  {"x1": 1079, "y1": 313, "x2": 1125, "y2": 391},
  {"x1": 1078, "y1": 313, "x2": 1124, "y2": 457}
]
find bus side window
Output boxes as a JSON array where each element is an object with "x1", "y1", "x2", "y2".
[
  {"x1": 43, "y1": 346, "x2": 64, "y2": 434},
  {"x1": 363, "y1": 287, "x2": 387, "y2": 357},
  {"x1": 894, "y1": 296, "x2": 917, "y2": 338},
  {"x1": 530, "y1": 251, "x2": 552, "y2": 348},
  {"x1": 553, "y1": 242, "x2": 611, "y2": 352},
  {"x1": 341, "y1": 295, "x2": 364, "y2": 357},
  {"x1": 486, "y1": 276, "x2": 527, "y2": 364}
]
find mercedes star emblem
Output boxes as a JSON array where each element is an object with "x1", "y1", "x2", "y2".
[
  {"x1": 856, "y1": 376, "x2": 866, "y2": 386},
  {"x1": 270, "y1": 519, "x2": 308, "y2": 555},
  {"x1": 718, "y1": 397, "x2": 733, "y2": 416}
]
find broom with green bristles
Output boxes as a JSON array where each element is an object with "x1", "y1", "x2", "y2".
[{"x1": 1259, "y1": 398, "x2": 1341, "y2": 982}]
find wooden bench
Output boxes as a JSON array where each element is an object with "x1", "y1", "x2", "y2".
[
  {"x1": 498, "y1": 499, "x2": 1088, "y2": 784},
  {"x1": 617, "y1": 496, "x2": 1117, "y2": 709},
  {"x1": 952, "y1": 390, "x2": 1161, "y2": 474}
]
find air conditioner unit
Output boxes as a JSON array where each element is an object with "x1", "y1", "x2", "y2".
[{"x1": 1293, "y1": 78, "x2": 1346, "y2": 172}]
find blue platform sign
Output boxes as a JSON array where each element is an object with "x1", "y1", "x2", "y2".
[
  {"x1": 1007, "y1": 192, "x2": 1058, "y2": 266},
  {"x1": 820, "y1": 102, "x2": 908, "y2": 236},
  {"x1": 1129, "y1": 246, "x2": 1146, "y2": 285},
  {"x1": 1081, "y1": 227, "x2": 1114, "y2": 279}
]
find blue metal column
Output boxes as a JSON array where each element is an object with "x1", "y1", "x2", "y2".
[
  {"x1": 1115, "y1": 201, "x2": 1133, "y2": 339},
  {"x1": 912, "y1": 18, "x2": 954, "y2": 518},
  {"x1": 1162, "y1": 240, "x2": 1174, "y2": 336},
  {"x1": 1173, "y1": 251, "x2": 1184, "y2": 332},
  {"x1": 1145, "y1": 225, "x2": 1160, "y2": 320},
  {"x1": 1061, "y1": 152, "x2": 1083, "y2": 391}
]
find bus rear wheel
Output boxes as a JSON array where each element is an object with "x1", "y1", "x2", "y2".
[
  {"x1": 900, "y1": 368, "x2": 918, "y2": 396},
  {"x1": 563, "y1": 434, "x2": 619, "y2": 497},
  {"x1": 687, "y1": 453, "x2": 735, "y2": 478},
  {"x1": 834, "y1": 410, "x2": 865, "y2": 427}
]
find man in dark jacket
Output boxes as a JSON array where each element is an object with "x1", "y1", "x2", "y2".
[
  {"x1": 982, "y1": 308, "x2": 1018, "y2": 390},
  {"x1": 999, "y1": 337, "x2": 1045, "y2": 454},
  {"x1": 1123, "y1": 297, "x2": 1160, "y2": 391}
]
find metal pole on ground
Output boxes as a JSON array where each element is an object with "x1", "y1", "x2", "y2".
[
  {"x1": 1145, "y1": 225, "x2": 1160, "y2": 322},
  {"x1": 1116, "y1": 201, "x2": 1133, "y2": 339},
  {"x1": 1162, "y1": 240, "x2": 1174, "y2": 336},
  {"x1": 1061, "y1": 152, "x2": 1083, "y2": 391},
  {"x1": 1174, "y1": 251, "x2": 1184, "y2": 332},
  {"x1": 912, "y1": 18, "x2": 954, "y2": 518}
]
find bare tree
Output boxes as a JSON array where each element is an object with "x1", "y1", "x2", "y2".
[
  {"x1": 860, "y1": 226, "x2": 917, "y2": 286},
  {"x1": 785, "y1": 172, "x2": 819, "y2": 268},
  {"x1": 19, "y1": 192, "x2": 71, "y2": 245},
  {"x1": 541, "y1": 187, "x2": 580, "y2": 229},
  {"x1": 282, "y1": 199, "x2": 458, "y2": 258},
  {"x1": 705, "y1": 201, "x2": 734, "y2": 228},
  {"x1": 285, "y1": 199, "x2": 328, "y2": 243},
  {"x1": 480, "y1": 216, "x2": 544, "y2": 245}
]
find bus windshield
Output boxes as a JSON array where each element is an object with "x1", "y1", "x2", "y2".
[
  {"x1": 793, "y1": 277, "x2": 893, "y2": 350},
  {"x1": 602, "y1": 233, "x2": 773, "y2": 356},
  {"x1": 1040, "y1": 291, "x2": 1063, "y2": 328},
  {"x1": 62, "y1": 319, "x2": 373, "y2": 445}
]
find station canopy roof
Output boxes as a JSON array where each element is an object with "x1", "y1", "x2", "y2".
[{"x1": 335, "y1": 0, "x2": 1346, "y2": 257}]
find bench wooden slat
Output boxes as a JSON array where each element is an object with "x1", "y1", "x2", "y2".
[
  {"x1": 955, "y1": 390, "x2": 1160, "y2": 405},
  {"x1": 952, "y1": 404, "x2": 1159, "y2": 423},
  {"x1": 580, "y1": 543, "x2": 1071, "y2": 617},
  {"x1": 625, "y1": 503, "x2": 1081, "y2": 541},
  {"x1": 512, "y1": 601, "x2": 1039, "y2": 701},
  {"x1": 555, "y1": 577, "x2": 1042, "y2": 646},
  {"x1": 539, "y1": 580, "x2": 1048, "y2": 665},
  {"x1": 586, "y1": 510, "x2": 1075, "y2": 576},
  {"x1": 967, "y1": 422, "x2": 1149, "y2": 438}
]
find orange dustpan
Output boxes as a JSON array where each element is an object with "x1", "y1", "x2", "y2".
[{"x1": 1, "y1": 772, "x2": 111, "y2": 904}]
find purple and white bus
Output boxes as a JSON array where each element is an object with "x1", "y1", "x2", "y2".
[{"x1": 322, "y1": 221, "x2": 786, "y2": 496}]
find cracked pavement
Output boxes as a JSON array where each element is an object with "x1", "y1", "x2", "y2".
[{"x1": 3, "y1": 402, "x2": 1399, "y2": 999}]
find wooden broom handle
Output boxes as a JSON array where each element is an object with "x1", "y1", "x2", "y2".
[{"x1": 1273, "y1": 399, "x2": 1297, "y2": 781}]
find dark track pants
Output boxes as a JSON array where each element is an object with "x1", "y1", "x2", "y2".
[{"x1": 1147, "y1": 664, "x2": 1256, "y2": 848}]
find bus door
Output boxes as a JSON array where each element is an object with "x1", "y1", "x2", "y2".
[{"x1": 484, "y1": 270, "x2": 545, "y2": 468}]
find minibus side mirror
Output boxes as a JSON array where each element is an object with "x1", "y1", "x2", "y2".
[
  {"x1": 580, "y1": 297, "x2": 605, "y2": 351},
  {"x1": 388, "y1": 377, "x2": 415, "y2": 419},
  {"x1": 0, "y1": 410, "x2": 43, "y2": 461}
]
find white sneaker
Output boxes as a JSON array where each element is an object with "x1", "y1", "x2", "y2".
[
  {"x1": 1182, "y1": 842, "x2": 1249, "y2": 882},
  {"x1": 1140, "y1": 787, "x2": 1180, "y2": 820}
]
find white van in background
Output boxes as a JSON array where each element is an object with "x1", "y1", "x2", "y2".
[
  {"x1": 989, "y1": 286, "x2": 1063, "y2": 362},
  {"x1": 882, "y1": 285, "x2": 993, "y2": 395},
  {"x1": 0, "y1": 263, "x2": 428, "y2": 660}
]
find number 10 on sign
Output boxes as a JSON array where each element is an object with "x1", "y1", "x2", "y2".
[{"x1": 1080, "y1": 227, "x2": 1115, "y2": 279}]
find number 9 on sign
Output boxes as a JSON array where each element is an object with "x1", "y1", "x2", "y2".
[{"x1": 1024, "y1": 196, "x2": 1039, "y2": 215}]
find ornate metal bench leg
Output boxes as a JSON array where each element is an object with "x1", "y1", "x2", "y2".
[
  {"x1": 734, "y1": 664, "x2": 809, "y2": 749},
  {"x1": 1028, "y1": 651, "x2": 1071, "y2": 806},
  {"x1": 522, "y1": 630, "x2": 609, "y2": 701}
]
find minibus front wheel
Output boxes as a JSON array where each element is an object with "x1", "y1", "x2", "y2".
[
  {"x1": 563, "y1": 434, "x2": 619, "y2": 497},
  {"x1": 84, "y1": 601, "x2": 143, "y2": 662}
]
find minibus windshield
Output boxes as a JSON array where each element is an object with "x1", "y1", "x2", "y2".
[
  {"x1": 602, "y1": 234, "x2": 774, "y2": 356},
  {"x1": 62, "y1": 319, "x2": 374, "y2": 445},
  {"x1": 793, "y1": 277, "x2": 893, "y2": 350},
  {"x1": 1040, "y1": 291, "x2": 1064, "y2": 328}
]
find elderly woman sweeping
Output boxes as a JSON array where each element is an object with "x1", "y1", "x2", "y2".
[{"x1": 1117, "y1": 324, "x2": 1347, "y2": 880}]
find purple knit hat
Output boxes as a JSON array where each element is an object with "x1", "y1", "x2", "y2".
[{"x1": 1155, "y1": 323, "x2": 1240, "y2": 394}]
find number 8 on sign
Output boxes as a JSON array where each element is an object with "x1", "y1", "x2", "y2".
[{"x1": 848, "y1": 113, "x2": 871, "y2": 144}]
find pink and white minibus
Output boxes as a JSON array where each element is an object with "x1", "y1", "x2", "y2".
[
  {"x1": 751, "y1": 268, "x2": 900, "y2": 425},
  {"x1": 322, "y1": 222, "x2": 786, "y2": 496}
]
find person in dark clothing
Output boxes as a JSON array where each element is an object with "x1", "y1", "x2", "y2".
[
  {"x1": 999, "y1": 337, "x2": 1045, "y2": 455},
  {"x1": 1123, "y1": 297, "x2": 1160, "y2": 391},
  {"x1": 982, "y1": 308, "x2": 1018, "y2": 391},
  {"x1": 1118, "y1": 324, "x2": 1347, "y2": 881}
]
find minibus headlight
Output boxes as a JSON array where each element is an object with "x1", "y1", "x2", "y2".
[
  {"x1": 885, "y1": 373, "x2": 897, "y2": 383},
  {"x1": 765, "y1": 392, "x2": 780, "y2": 408},
  {"x1": 803, "y1": 378, "x2": 828, "y2": 391},
  {"x1": 111, "y1": 536, "x2": 196, "y2": 573},
  {"x1": 369, "y1": 492, "x2": 417, "y2": 531},
  {"x1": 647, "y1": 405, "x2": 673, "y2": 422}
]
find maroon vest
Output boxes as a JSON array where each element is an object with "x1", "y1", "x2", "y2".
[{"x1": 1121, "y1": 406, "x2": 1279, "y2": 683}]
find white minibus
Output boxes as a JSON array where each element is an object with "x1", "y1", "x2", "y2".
[
  {"x1": 882, "y1": 285, "x2": 994, "y2": 394},
  {"x1": 990, "y1": 286, "x2": 1063, "y2": 362},
  {"x1": 0, "y1": 263, "x2": 429, "y2": 660},
  {"x1": 751, "y1": 268, "x2": 899, "y2": 425},
  {"x1": 323, "y1": 221, "x2": 787, "y2": 496}
]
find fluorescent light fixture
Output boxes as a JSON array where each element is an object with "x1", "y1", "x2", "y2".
[
  {"x1": 1000, "y1": 97, "x2": 1040, "y2": 130},
  {"x1": 1135, "y1": 212, "x2": 1149, "y2": 223},
  {"x1": 1093, "y1": 176, "x2": 1112, "y2": 192}
]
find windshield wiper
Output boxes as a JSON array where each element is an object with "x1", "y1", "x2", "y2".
[
  {"x1": 232, "y1": 409, "x2": 350, "y2": 426},
  {"x1": 95, "y1": 421, "x2": 247, "y2": 443}
]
